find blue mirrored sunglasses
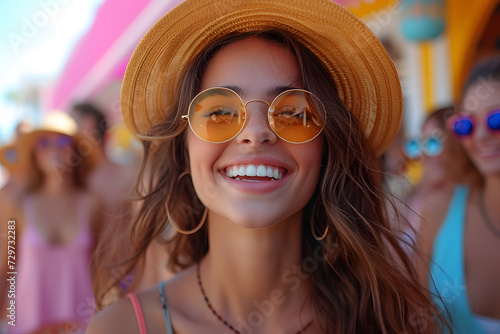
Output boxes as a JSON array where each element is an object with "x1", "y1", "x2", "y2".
[
  {"x1": 447, "y1": 108, "x2": 500, "y2": 138},
  {"x1": 36, "y1": 134, "x2": 74, "y2": 149}
]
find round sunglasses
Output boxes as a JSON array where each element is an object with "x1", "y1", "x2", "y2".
[
  {"x1": 403, "y1": 130, "x2": 445, "y2": 159},
  {"x1": 36, "y1": 134, "x2": 75, "y2": 149},
  {"x1": 447, "y1": 108, "x2": 500, "y2": 138},
  {"x1": 182, "y1": 87, "x2": 326, "y2": 144}
]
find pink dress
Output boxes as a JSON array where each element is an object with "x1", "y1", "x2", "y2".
[{"x1": 10, "y1": 195, "x2": 95, "y2": 333}]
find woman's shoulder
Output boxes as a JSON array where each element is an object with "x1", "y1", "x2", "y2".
[
  {"x1": 420, "y1": 184, "x2": 456, "y2": 221},
  {"x1": 162, "y1": 265, "x2": 205, "y2": 318},
  {"x1": 86, "y1": 294, "x2": 140, "y2": 334},
  {"x1": 162, "y1": 265, "x2": 212, "y2": 333},
  {"x1": 87, "y1": 266, "x2": 206, "y2": 334},
  {"x1": 417, "y1": 184, "x2": 468, "y2": 267},
  {"x1": 86, "y1": 283, "x2": 167, "y2": 334}
]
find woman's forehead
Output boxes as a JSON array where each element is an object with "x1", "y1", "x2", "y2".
[
  {"x1": 200, "y1": 37, "x2": 302, "y2": 96},
  {"x1": 463, "y1": 80, "x2": 500, "y2": 113}
]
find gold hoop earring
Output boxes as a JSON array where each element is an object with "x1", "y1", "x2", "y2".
[
  {"x1": 311, "y1": 221, "x2": 329, "y2": 241},
  {"x1": 167, "y1": 206, "x2": 207, "y2": 235},
  {"x1": 165, "y1": 171, "x2": 207, "y2": 235}
]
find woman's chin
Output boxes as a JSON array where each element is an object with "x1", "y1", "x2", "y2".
[{"x1": 217, "y1": 208, "x2": 302, "y2": 231}]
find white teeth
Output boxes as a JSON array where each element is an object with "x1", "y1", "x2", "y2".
[
  {"x1": 266, "y1": 167, "x2": 274, "y2": 178},
  {"x1": 226, "y1": 164, "x2": 285, "y2": 180},
  {"x1": 246, "y1": 165, "x2": 257, "y2": 176},
  {"x1": 256, "y1": 165, "x2": 267, "y2": 177}
]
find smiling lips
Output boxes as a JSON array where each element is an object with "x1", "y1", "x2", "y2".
[{"x1": 225, "y1": 164, "x2": 286, "y2": 181}]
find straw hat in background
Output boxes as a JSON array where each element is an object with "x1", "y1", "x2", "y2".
[
  {"x1": 2, "y1": 112, "x2": 99, "y2": 187},
  {"x1": 120, "y1": 0, "x2": 402, "y2": 156}
]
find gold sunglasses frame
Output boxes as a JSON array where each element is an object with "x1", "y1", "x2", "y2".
[{"x1": 181, "y1": 87, "x2": 326, "y2": 144}]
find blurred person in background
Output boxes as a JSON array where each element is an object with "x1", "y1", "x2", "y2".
[
  {"x1": 402, "y1": 106, "x2": 482, "y2": 255},
  {"x1": 408, "y1": 107, "x2": 481, "y2": 198},
  {"x1": 69, "y1": 103, "x2": 157, "y2": 296},
  {"x1": 383, "y1": 125, "x2": 414, "y2": 201},
  {"x1": 70, "y1": 102, "x2": 139, "y2": 219},
  {"x1": 382, "y1": 124, "x2": 422, "y2": 258},
  {"x1": 419, "y1": 56, "x2": 500, "y2": 333},
  {"x1": 0, "y1": 112, "x2": 102, "y2": 333}
]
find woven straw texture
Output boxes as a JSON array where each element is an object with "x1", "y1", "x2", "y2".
[{"x1": 120, "y1": 0, "x2": 402, "y2": 155}]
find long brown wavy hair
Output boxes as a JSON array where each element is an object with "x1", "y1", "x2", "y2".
[{"x1": 92, "y1": 30, "x2": 449, "y2": 333}]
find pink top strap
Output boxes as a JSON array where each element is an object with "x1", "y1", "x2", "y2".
[{"x1": 127, "y1": 293, "x2": 147, "y2": 334}]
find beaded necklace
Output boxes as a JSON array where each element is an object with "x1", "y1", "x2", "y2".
[{"x1": 196, "y1": 263, "x2": 312, "y2": 334}]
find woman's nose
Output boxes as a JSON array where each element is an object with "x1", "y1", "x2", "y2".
[
  {"x1": 475, "y1": 116, "x2": 491, "y2": 141},
  {"x1": 235, "y1": 101, "x2": 277, "y2": 146}
]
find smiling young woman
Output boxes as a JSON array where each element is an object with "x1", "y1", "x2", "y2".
[{"x1": 86, "y1": 1, "x2": 447, "y2": 333}]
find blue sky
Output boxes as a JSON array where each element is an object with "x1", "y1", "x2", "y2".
[{"x1": 0, "y1": 0, "x2": 104, "y2": 142}]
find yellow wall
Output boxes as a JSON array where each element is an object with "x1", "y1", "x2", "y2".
[
  {"x1": 348, "y1": 0, "x2": 399, "y2": 17},
  {"x1": 447, "y1": 0, "x2": 498, "y2": 99}
]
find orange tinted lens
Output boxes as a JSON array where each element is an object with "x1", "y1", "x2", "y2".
[
  {"x1": 268, "y1": 90, "x2": 325, "y2": 143},
  {"x1": 188, "y1": 88, "x2": 246, "y2": 142}
]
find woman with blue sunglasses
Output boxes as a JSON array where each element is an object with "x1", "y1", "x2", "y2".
[{"x1": 419, "y1": 56, "x2": 500, "y2": 333}]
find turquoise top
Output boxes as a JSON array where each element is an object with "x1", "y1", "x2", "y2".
[{"x1": 429, "y1": 185, "x2": 486, "y2": 334}]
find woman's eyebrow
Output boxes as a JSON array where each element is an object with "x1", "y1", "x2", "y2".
[
  {"x1": 221, "y1": 85, "x2": 242, "y2": 95},
  {"x1": 267, "y1": 85, "x2": 300, "y2": 97},
  {"x1": 219, "y1": 85, "x2": 301, "y2": 99},
  {"x1": 221, "y1": 85, "x2": 299, "y2": 98},
  {"x1": 463, "y1": 104, "x2": 500, "y2": 113}
]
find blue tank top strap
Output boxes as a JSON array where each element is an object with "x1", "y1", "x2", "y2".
[{"x1": 159, "y1": 280, "x2": 174, "y2": 334}]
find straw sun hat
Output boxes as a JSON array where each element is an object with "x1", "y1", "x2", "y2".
[
  {"x1": 0, "y1": 112, "x2": 98, "y2": 174},
  {"x1": 121, "y1": 0, "x2": 402, "y2": 155}
]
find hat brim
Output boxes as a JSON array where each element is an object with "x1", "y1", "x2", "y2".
[
  {"x1": 0, "y1": 143, "x2": 25, "y2": 173},
  {"x1": 121, "y1": 0, "x2": 402, "y2": 155},
  {"x1": 5, "y1": 129, "x2": 99, "y2": 176}
]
